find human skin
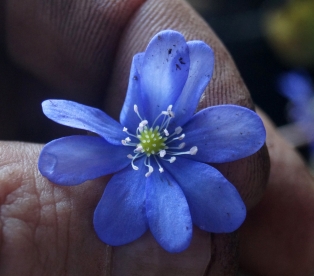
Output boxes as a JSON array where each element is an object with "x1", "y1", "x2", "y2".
[{"x1": 0, "y1": 0, "x2": 313, "y2": 275}]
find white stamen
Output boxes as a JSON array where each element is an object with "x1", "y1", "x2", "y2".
[
  {"x1": 159, "y1": 150, "x2": 166, "y2": 157},
  {"x1": 175, "y1": 126, "x2": 182, "y2": 134},
  {"x1": 132, "y1": 163, "x2": 139, "y2": 170},
  {"x1": 190, "y1": 146, "x2": 198, "y2": 155},
  {"x1": 135, "y1": 145, "x2": 143, "y2": 152},
  {"x1": 139, "y1": 120, "x2": 148, "y2": 128},
  {"x1": 166, "y1": 105, "x2": 175, "y2": 117},
  {"x1": 153, "y1": 156, "x2": 164, "y2": 173},
  {"x1": 178, "y1": 142, "x2": 185, "y2": 149},
  {"x1": 145, "y1": 165, "x2": 154, "y2": 177},
  {"x1": 122, "y1": 103, "x2": 197, "y2": 177}
]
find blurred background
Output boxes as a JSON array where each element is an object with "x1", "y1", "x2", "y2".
[{"x1": 186, "y1": 0, "x2": 314, "y2": 162}]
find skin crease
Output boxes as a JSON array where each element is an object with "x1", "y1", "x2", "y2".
[{"x1": 0, "y1": 0, "x2": 312, "y2": 275}]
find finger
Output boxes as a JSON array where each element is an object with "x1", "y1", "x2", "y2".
[
  {"x1": 105, "y1": 0, "x2": 269, "y2": 274},
  {"x1": 4, "y1": 0, "x2": 270, "y2": 274},
  {"x1": 6, "y1": 0, "x2": 145, "y2": 94},
  {"x1": 0, "y1": 142, "x2": 111, "y2": 274},
  {"x1": 239, "y1": 109, "x2": 314, "y2": 275},
  {"x1": 3, "y1": 0, "x2": 145, "y2": 140}
]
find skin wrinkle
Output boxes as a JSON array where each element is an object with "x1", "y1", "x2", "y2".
[{"x1": 0, "y1": 142, "x2": 113, "y2": 275}]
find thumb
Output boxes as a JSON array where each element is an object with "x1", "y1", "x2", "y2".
[{"x1": 0, "y1": 142, "x2": 111, "y2": 275}]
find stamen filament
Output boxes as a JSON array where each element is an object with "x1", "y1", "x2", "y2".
[{"x1": 153, "y1": 156, "x2": 164, "y2": 173}]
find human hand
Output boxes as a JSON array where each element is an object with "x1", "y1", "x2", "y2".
[{"x1": 1, "y1": 0, "x2": 310, "y2": 275}]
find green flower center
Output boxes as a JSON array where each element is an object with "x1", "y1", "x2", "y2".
[{"x1": 138, "y1": 127, "x2": 167, "y2": 155}]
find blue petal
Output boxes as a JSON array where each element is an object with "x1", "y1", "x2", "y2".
[
  {"x1": 183, "y1": 105, "x2": 266, "y2": 163},
  {"x1": 172, "y1": 41, "x2": 214, "y2": 126},
  {"x1": 93, "y1": 163, "x2": 148, "y2": 246},
  {"x1": 38, "y1": 135, "x2": 131, "y2": 185},
  {"x1": 278, "y1": 71, "x2": 313, "y2": 104},
  {"x1": 146, "y1": 166, "x2": 192, "y2": 253},
  {"x1": 120, "y1": 53, "x2": 145, "y2": 133},
  {"x1": 162, "y1": 158, "x2": 246, "y2": 232},
  {"x1": 42, "y1": 100, "x2": 125, "y2": 145},
  {"x1": 140, "y1": 30, "x2": 190, "y2": 122}
]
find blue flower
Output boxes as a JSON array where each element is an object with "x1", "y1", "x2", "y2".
[
  {"x1": 279, "y1": 70, "x2": 314, "y2": 142},
  {"x1": 38, "y1": 30, "x2": 266, "y2": 253}
]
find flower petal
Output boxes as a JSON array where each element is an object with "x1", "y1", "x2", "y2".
[
  {"x1": 120, "y1": 53, "x2": 145, "y2": 132},
  {"x1": 172, "y1": 41, "x2": 214, "y2": 126},
  {"x1": 163, "y1": 158, "x2": 246, "y2": 232},
  {"x1": 183, "y1": 105, "x2": 266, "y2": 163},
  {"x1": 141, "y1": 30, "x2": 190, "y2": 122},
  {"x1": 278, "y1": 71, "x2": 313, "y2": 104},
  {"x1": 93, "y1": 163, "x2": 148, "y2": 246},
  {"x1": 38, "y1": 135, "x2": 131, "y2": 185},
  {"x1": 42, "y1": 100, "x2": 125, "y2": 145},
  {"x1": 146, "y1": 166, "x2": 192, "y2": 253}
]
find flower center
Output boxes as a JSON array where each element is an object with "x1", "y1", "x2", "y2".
[
  {"x1": 121, "y1": 104, "x2": 197, "y2": 177},
  {"x1": 138, "y1": 127, "x2": 166, "y2": 155}
]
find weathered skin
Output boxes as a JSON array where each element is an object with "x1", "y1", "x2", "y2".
[{"x1": 0, "y1": 0, "x2": 313, "y2": 275}]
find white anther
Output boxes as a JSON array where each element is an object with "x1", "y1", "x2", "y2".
[
  {"x1": 135, "y1": 145, "x2": 143, "y2": 152},
  {"x1": 159, "y1": 167, "x2": 164, "y2": 173},
  {"x1": 123, "y1": 127, "x2": 128, "y2": 132},
  {"x1": 127, "y1": 154, "x2": 133, "y2": 159},
  {"x1": 159, "y1": 150, "x2": 166, "y2": 157},
  {"x1": 178, "y1": 134, "x2": 185, "y2": 140},
  {"x1": 132, "y1": 163, "x2": 139, "y2": 170},
  {"x1": 178, "y1": 142, "x2": 185, "y2": 149},
  {"x1": 169, "y1": 157, "x2": 176, "y2": 163},
  {"x1": 164, "y1": 129, "x2": 169, "y2": 136},
  {"x1": 167, "y1": 105, "x2": 173, "y2": 112},
  {"x1": 190, "y1": 146, "x2": 198, "y2": 155},
  {"x1": 145, "y1": 165, "x2": 154, "y2": 177},
  {"x1": 125, "y1": 137, "x2": 131, "y2": 143},
  {"x1": 139, "y1": 120, "x2": 148, "y2": 127},
  {"x1": 175, "y1": 126, "x2": 182, "y2": 134},
  {"x1": 121, "y1": 140, "x2": 127, "y2": 145},
  {"x1": 134, "y1": 105, "x2": 138, "y2": 113}
]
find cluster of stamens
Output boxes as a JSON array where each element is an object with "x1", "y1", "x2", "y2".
[{"x1": 121, "y1": 104, "x2": 197, "y2": 177}]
